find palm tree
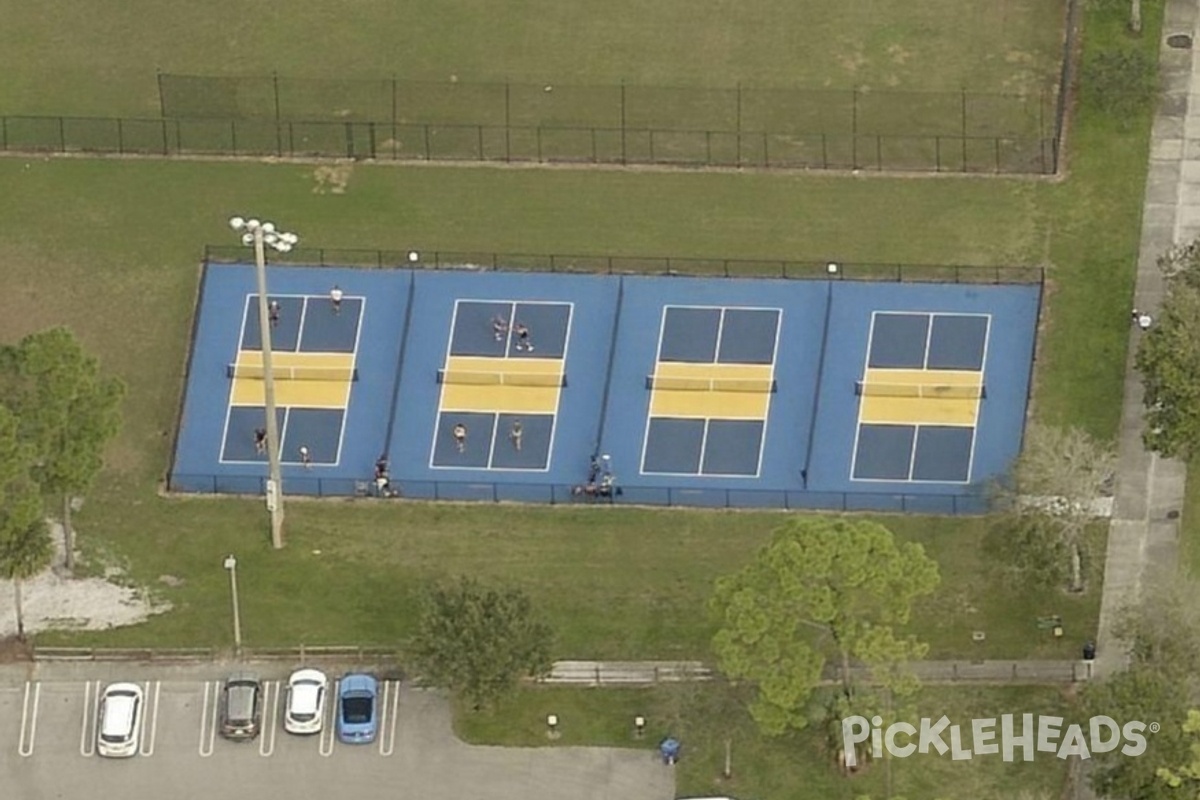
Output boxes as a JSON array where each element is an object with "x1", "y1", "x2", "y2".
[{"x1": 0, "y1": 518, "x2": 52, "y2": 641}]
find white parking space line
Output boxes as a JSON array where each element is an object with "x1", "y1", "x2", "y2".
[
  {"x1": 318, "y1": 680, "x2": 338, "y2": 757},
  {"x1": 139, "y1": 680, "x2": 161, "y2": 757},
  {"x1": 79, "y1": 680, "x2": 100, "y2": 758},
  {"x1": 198, "y1": 681, "x2": 219, "y2": 757},
  {"x1": 259, "y1": 680, "x2": 279, "y2": 758},
  {"x1": 379, "y1": 681, "x2": 399, "y2": 757},
  {"x1": 18, "y1": 681, "x2": 40, "y2": 757}
]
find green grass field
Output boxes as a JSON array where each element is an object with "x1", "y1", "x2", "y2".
[
  {"x1": 0, "y1": 0, "x2": 1064, "y2": 118},
  {"x1": 0, "y1": 0, "x2": 1153, "y2": 660},
  {"x1": 455, "y1": 684, "x2": 1077, "y2": 799},
  {"x1": 0, "y1": 0, "x2": 1162, "y2": 797}
]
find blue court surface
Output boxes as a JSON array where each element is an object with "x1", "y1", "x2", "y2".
[{"x1": 170, "y1": 263, "x2": 1041, "y2": 512}]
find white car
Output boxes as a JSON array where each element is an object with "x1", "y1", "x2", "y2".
[
  {"x1": 284, "y1": 669, "x2": 328, "y2": 734},
  {"x1": 97, "y1": 682, "x2": 143, "y2": 758}
]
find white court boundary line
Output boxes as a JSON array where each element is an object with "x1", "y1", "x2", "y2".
[
  {"x1": 850, "y1": 310, "x2": 991, "y2": 485},
  {"x1": 641, "y1": 305, "x2": 781, "y2": 478},
  {"x1": 430, "y1": 298, "x2": 570, "y2": 473}
]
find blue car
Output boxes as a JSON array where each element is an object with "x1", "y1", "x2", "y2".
[{"x1": 336, "y1": 673, "x2": 379, "y2": 744}]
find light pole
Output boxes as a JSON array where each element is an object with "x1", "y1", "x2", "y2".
[
  {"x1": 229, "y1": 216, "x2": 298, "y2": 550},
  {"x1": 223, "y1": 554, "x2": 242, "y2": 657}
]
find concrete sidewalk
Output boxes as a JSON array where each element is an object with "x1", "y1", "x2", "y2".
[
  {"x1": 539, "y1": 659, "x2": 1093, "y2": 687},
  {"x1": 1092, "y1": 0, "x2": 1197, "y2": 682}
]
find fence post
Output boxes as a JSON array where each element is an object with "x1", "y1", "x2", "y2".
[
  {"x1": 116, "y1": 118, "x2": 124, "y2": 154},
  {"x1": 288, "y1": 122, "x2": 295, "y2": 157},
  {"x1": 504, "y1": 81, "x2": 511, "y2": 162},
  {"x1": 273, "y1": 72, "x2": 282, "y2": 123},
  {"x1": 620, "y1": 80, "x2": 627, "y2": 165},
  {"x1": 424, "y1": 124, "x2": 431, "y2": 160},
  {"x1": 875, "y1": 135, "x2": 881, "y2": 171},
  {"x1": 58, "y1": 116, "x2": 66, "y2": 152},
  {"x1": 591, "y1": 128, "x2": 598, "y2": 163},
  {"x1": 821, "y1": 133, "x2": 828, "y2": 169},
  {"x1": 648, "y1": 129, "x2": 654, "y2": 163},
  {"x1": 736, "y1": 82, "x2": 743, "y2": 166},
  {"x1": 706, "y1": 130, "x2": 712, "y2": 166},
  {"x1": 230, "y1": 119, "x2": 237, "y2": 155},
  {"x1": 477, "y1": 124, "x2": 484, "y2": 160},
  {"x1": 935, "y1": 136, "x2": 941, "y2": 172},
  {"x1": 961, "y1": 88, "x2": 968, "y2": 171},
  {"x1": 851, "y1": 88, "x2": 858, "y2": 169},
  {"x1": 536, "y1": 126, "x2": 542, "y2": 161}
]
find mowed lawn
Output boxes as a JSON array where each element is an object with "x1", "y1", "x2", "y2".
[
  {"x1": 0, "y1": 155, "x2": 1101, "y2": 658},
  {"x1": 456, "y1": 685, "x2": 1076, "y2": 800},
  {"x1": 0, "y1": 0, "x2": 1064, "y2": 117},
  {"x1": 0, "y1": 0, "x2": 1154, "y2": 661}
]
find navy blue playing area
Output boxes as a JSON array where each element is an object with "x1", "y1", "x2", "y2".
[
  {"x1": 717, "y1": 309, "x2": 780, "y2": 364},
  {"x1": 702, "y1": 420, "x2": 767, "y2": 475},
  {"x1": 450, "y1": 300, "x2": 571, "y2": 359},
  {"x1": 643, "y1": 418, "x2": 705, "y2": 474},
  {"x1": 641, "y1": 305, "x2": 780, "y2": 477},
  {"x1": 927, "y1": 315, "x2": 988, "y2": 370},
  {"x1": 171, "y1": 262, "x2": 1040, "y2": 512}
]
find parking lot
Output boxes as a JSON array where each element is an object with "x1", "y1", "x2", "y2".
[{"x1": 0, "y1": 667, "x2": 673, "y2": 800}]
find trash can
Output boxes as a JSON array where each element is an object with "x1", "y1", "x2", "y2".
[
  {"x1": 659, "y1": 737, "x2": 681, "y2": 765},
  {"x1": 1083, "y1": 640, "x2": 1096, "y2": 661}
]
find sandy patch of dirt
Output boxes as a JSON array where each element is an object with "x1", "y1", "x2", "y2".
[
  {"x1": 312, "y1": 163, "x2": 353, "y2": 194},
  {"x1": 0, "y1": 523, "x2": 170, "y2": 639}
]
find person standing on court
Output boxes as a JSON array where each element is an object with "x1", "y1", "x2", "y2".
[
  {"x1": 268, "y1": 300, "x2": 282, "y2": 329},
  {"x1": 330, "y1": 285, "x2": 344, "y2": 315},
  {"x1": 253, "y1": 428, "x2": 267, "y2": 455},
  {"x1": 492, "y1": 314, "x2": 509, "y2": 342},
  {"x1": 514, "y1": 322, "x2": 533, "y2": 352},
  {"x1": 299, "y1": 445, "x2": 312, "y2": 468},
  {"x1": 453, "y1": 423, "x2": 468, "y2": 453},
  {"x1": 510, "y1": 420, "x2": 523, "y2": 451}
]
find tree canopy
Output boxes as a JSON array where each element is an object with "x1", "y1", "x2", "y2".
[
  {"x1": 987, "y1": 423, "x2": 1114, "y2": 592},
  {"x1": 1081, "y1": 573, "x2": 1200, "y2": 799},
  {"x1": 0, "y1": 405, "x2": 50, "y2": 640},
  {"x1": 1137, "y1": 240, "x2": 1200, "y2": 459},
  {"x1": 412, "y1": 577, "x2": 553, "y2": 710},
  {"x1": 0, "y1": 327, "x2": 124, "y2": 570},
  {"x1": 709, "y1": 517, "x2": 939, "y2": 736}
]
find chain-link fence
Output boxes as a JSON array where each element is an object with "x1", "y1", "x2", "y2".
[
  {"x1": 0, "y1": 75, "x2": 1019, "y2": 173},
  {"x1": 201, "y1": 244, "x2": 1046, "y2": 284},
  {"x1": 0, "y1": 114, "x2": 1055, "y2": 173}
]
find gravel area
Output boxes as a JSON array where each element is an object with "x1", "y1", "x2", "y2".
[{"x1": 0, "y1": 523, "x2": 169, "y2": 638}]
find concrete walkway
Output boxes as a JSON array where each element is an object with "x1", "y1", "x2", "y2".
[
  {"x1": 541, "y1": 659, "x2": 1093, "y2": 686},
  {"x1": 1092, "y1": 0, "x2": 1197, "y2": 682}
]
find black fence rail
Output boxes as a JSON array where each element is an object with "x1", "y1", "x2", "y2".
[
  {"x1": 166, "y1": 473, "x2": 989, "y2": 515},
  {"x1": 149, "y1": 73, "x2": 1058, "y2": 174},
  {"x1": 0, "y1": 114, "x2": 1053, "y2": 173},
  {"x1": 202, "y1": 244, "x2": 1045, "y2": 285}
]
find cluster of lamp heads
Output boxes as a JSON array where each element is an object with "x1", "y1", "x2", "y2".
[{"x1": 229, "y1": 216, "x2": 300, "y2": 253}]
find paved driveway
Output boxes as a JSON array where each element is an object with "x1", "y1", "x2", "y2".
[{"x1": 0, "y1": 663, "x2": 674, "y2": 800}]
